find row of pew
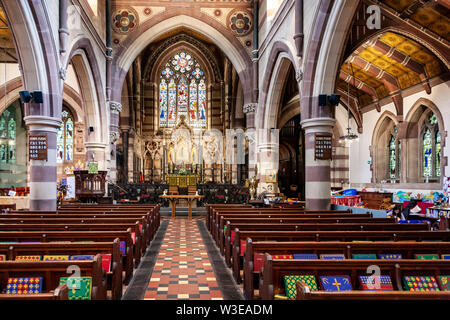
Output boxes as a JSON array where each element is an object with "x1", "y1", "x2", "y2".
[
  {"x1": 0, "y1": 203, "x2": 160, "y2": 300},
  {"x1": 206, "y1": 204, "x2": 450, "y2": 300}
]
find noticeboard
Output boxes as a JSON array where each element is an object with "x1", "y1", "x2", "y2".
[
  {"x1": 29, "y1": 134, "x2": 48, "y2": 161},
  {"x1": 314, "y1": 133, "x2": 332, "y2": 160}
]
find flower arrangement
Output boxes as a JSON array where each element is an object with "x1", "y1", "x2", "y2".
[{"x1": 64, "y1": 160, "x2": 85, "y2": 175}]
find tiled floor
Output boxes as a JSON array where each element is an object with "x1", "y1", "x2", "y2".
[{"x1": 144, "y1": 217, "x2": 223, "y2": 300}]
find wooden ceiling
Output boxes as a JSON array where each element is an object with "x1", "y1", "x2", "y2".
[
  {"x1": 0, "y1": 6, "x2": 17, "y2": 63},
  {"x1": 338, "y1": 0, "x2": 449, "y2": 112}
]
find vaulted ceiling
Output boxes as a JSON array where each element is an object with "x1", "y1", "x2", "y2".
[
  {"x1": 337, "y1": 0, "x2": 449, "y2": 115},
  {"x1": 0, "y1": 6, "x2": 17, "y2": 63}
]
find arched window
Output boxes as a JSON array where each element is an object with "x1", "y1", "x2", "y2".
[
  {"x1": 0, "y1": 106, "x2": 16, "y2": 164},
  {"x1": 159, "y1": 51, "x2": 207, "y2": 128},
  {"x1": 57, "y1": 107, "x2": 74, "y2": 164},
  {"x1": 388, "y1": 126, "x2": 401, "y2": 180},
  {"x1": 421, "y1": 111, "x2": 440, "y2": 180}
]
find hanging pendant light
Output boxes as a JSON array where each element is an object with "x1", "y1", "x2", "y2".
[{"x1": 339, "y1": 60, "x2": 359, "y2": 145}]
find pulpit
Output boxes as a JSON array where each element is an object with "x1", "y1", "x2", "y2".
[{"x1": 74, "y1": 170, "x2": 107, "y2": 202}]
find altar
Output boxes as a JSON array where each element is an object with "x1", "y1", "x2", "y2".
[{"x1": 167, "y1": 174, "x2": 200, "y2": 187}]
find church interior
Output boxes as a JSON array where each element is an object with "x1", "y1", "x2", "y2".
[{"x1": 0, "y1": 0, "x2": 449, "y2": 304}]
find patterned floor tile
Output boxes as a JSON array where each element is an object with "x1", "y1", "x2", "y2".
[{"x1": 144, "y1": 217, "x2": 223, "y2": 300}]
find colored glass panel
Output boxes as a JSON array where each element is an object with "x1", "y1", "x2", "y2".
[
  {"x1": 198, "y1": 80, "x2": 207, "y2": 127},
  {"x1": 57, "y1": 123, "x2": 64, "y2": 163},
  {"x1": 436, "y1": 131, "x2": 441, "y2": 177},
  {"x1": 65, "y1": 118, "x2": 73, "y2": 162},
  {"x1": 189, "y1": 79, "x2": 198, "y2": 126},
  {"x1": 389, "y1": 135, "x2": 396, "y2": 178},
  {"x1": 159, "y1": 79, "x2": 168, "y2": 127},
  {"x1": 423, "y1": 129, "x2": 432, "y2": 177},
  {"x1": 168, "y1": 79, "x2": 177, "y2": 127}
]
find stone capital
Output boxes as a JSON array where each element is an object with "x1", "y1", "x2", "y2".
[
  {"x1": 243, "y1": 103, "x2": 257, "y2": 114},
  {"x1": 300, "y1": 117, "x2": 336, "y2": 134},
  {"x1": 109, "y1": 101, "x2": 122, "y2": 113},
  {"x1": 295, "y1": 69, "x2": 303, "y2": 83},
  {"x1": 24, "y1": 116, "x2": 62, "y2": 132}
]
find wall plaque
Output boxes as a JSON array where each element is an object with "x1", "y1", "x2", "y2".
[
  {"x1": 29, "y1": 134, "x2": 48, "y2": 161},
  {"x1": 314, "y1": 133, "x2": 332, "y2": 160}
]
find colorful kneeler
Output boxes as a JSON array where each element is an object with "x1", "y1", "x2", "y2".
[
  {"x1": 403, "y1": 276, "x2": 440, "y2": 291},
  {"x1": 415, "y1": 254, "x2": 439, "y2": 260},
  {"x1": 59, "y1": 277, "x2": 92, "y2": 300},
  {"x1": 320, "y1": 276, "x2": 352, "y2": 291},
  {"x1": 43, "y1": 255, "x2": 70, "y2": 261},
  {"x1": 359, "y1": 275, "x2": 393, "y2": 291},
  {"x1": 439, "y1": 276, "x2": 450, "y2": 291},
  {"x1": 320, "y1": 254, "x2": 345, "y2": 260},
  {"x1": 0, "y1": 254, "x2": 5, "y2": 261},
  {"x1": 15, "y1": 256, "x2": 41, "y2": 262},
  {"x1": 6, "y1": 277, "x2": 43, "y2": 294},
  {"x1": 284, "y1": 275, "x2": 318, "y2": 299},
  {"x1": 352, "y1": 254, "x2": 377, "y2": 260}
]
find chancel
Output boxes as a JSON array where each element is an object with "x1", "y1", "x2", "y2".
[{"x1": 0, "y1": 0, "x2": 449, "y2": 305}]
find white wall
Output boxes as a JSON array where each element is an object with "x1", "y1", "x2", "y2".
[{"x1": 339, "y1": 81, "x2": 450, "y2": 188}]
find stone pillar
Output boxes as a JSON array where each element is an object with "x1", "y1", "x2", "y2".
[
  {"x1": 24, "y1": 116, "x2": 61, "y2": 211},
  {"x1": 109, "y1": 101, "x2": 122, "y2": 183},
  {"x1": 300, "y1": 117, "x2": 335, "y2": 210},
  {"x1": 243, "y1": 103, "x2": 257, "y2": 179},
  {"x1": 121, "y1": 126, "x2": 130, "y2": 184}
]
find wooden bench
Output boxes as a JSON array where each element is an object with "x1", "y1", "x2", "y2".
[
  {"x1": 230, "y1": 229, "x2": 450, "y2": 284},
  {"x1": 0, "y1": 222, "x2": 143, "y2": 268},
  {"x1": 213, "y1": 213, "x2": 374, "y2": 246},
  {"x1": 225, "y1": 222, "x2": 430, "y2": 269},
  {"x1": 0, "y1": 239, "x2": 123, "y2": 300},
  {"x1": 260, "y1": 253, "x2": 450, "y2": 300},
  {"x1": 243, "y1": 240, "x2": 450, "y2": 299},
  {"x1": 217, "y1": 216, "x2": 395, "y2": 253},
  {"x1": 0, "y1": 230, "x2": 134, "y2": 284},
  {"x1": 205, "y1": 204, "x2": 251, "y2": 231},
  {"x1": 210, "y1": 208, "x2": 353, "y2": 234},
  {"x1": 0, "y1": 254, "x2": 106, "y2": 300},
  {"x1": 3, "y1": 213, "x2": 156, "y2": 247},
  {"x1": 0, "y1": 283, "x2": 69, "y2": 300}
]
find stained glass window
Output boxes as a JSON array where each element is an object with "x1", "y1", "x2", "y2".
[
  {"x1": 0, "y1": 106, "x2": 16, "y2": 164},
  {"x1": 421, "y1": 111, "x2": 441, "y2": 180},
  {"x1": 423, "y1": 129, "x2": 432, "y2": 177},
  {"x1": 389, "y1": 135, "x2": 396, "y2": 179},
  {"x1": 159, "y1": 51, "x2": 207, "y2": 128},
  {"x1": 57, "y1": 107, "x2": 74, "y2": 164},
  {"x1": 436, "y1": 131, "x2": 441, "y2": 177}
]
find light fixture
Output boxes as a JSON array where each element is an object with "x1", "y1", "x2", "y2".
[{"x1": 339, "y1": 60, "x2": 359, "y2": 145}]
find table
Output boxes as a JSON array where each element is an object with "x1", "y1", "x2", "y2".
[{"x1": 160, "y1": 195, "x2": 204, "y2": 219}]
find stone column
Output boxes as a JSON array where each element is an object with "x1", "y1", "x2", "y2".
[
  {"x1": 243, "y1": 103, "x2": 257, "y2": 179},
  {"x1": 121, "y1": 126, "x2": 130, "y2": 184},
  {"x1": 300, "y1": 117, "x2": 335, "y2": 210},
  {"x1": 24, "y1": 116, "x2": 61, "y2": 211},
  {"x1": 109, "y1": 101, "x2": 122, "y2": 183}
]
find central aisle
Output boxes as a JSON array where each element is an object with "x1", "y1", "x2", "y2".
[{"x1": 144, "y1": 217, "x2": 223, "y2": 300}]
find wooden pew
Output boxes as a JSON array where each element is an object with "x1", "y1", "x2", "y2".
[
  {"x1": 10, "y1": 209, "x2": 160, "y2": 241},
  {"x1": 230, "y1": 229, "x2": 450, "y2": 284},
  {"x1": 295, "y1": 282, "x2": 450, "y2": 300},
  {"x1": 243, "y1": 240, "x2": 450, "y2": 299},
  {"x1": 217, "y1": 216, "x2": 394, "y2": 252},
  {"x1": 206, "y1": 204, "x2": 251, "y2": 231},
  {"x1": 3, "y1": 213, "x2": 156, "y2": 247},
  {"x1": 210, "y1": 208, "x2": 354, "y2": 235},
  {"x1": 260, "y1": 254, "x2": 450, "y2": 300},
  {"x1": 0, "y1": 230, "x2": 134, "y2": 284},
  {"x1": 0, "y1": 239, "x2": 123, "y2": 300},
  {"x1": 0, "y1": 217, "x2": 146, "y2": 260},
  {"x1": 225, "y1": 222, "x2": 430, "y2": 268},
  {"x1": 0, "y1": 283, "x2": 69, "y2": 300},
  {"x1": 213, "y1": 213, "x2": 374, "y2": 246},
  {"x1": 0, "y1": 224, "x2": 142, "y2": 266},
  {"x1": 0, "y1": 254, "x2": 106, "y2": 300}
]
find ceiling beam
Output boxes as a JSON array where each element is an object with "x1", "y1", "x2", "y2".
[{"x1": 339, "y1": 69, "x2": 379, "y2": 99}]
